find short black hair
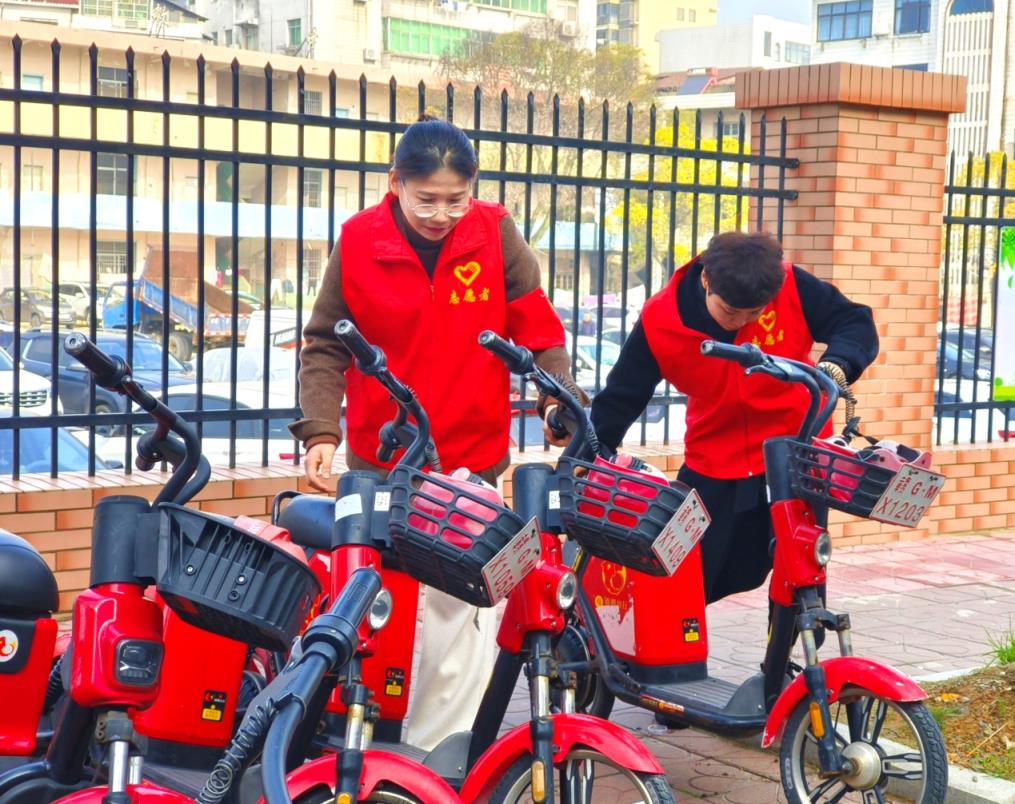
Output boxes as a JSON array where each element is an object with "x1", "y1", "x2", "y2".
[
  {"x1": 701, "y1": 231, "x2": 785, "y2": 309},
  {"x1": 393, "y1": 115, "x2": 479, "y2": 182}
]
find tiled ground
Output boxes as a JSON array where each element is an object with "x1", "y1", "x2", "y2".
[{"x1": 503, "y1": 531, "x2": 1015, "y2": 801}]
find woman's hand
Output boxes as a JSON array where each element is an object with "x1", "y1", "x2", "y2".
[{"x1": 304, "y1": 442, "x2": 338, "y2": 492}]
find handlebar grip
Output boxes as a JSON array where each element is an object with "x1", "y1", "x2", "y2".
[
  {"x1": 302, "y1": 567, "x2": 382, "y2": 671},
  {"x1": 64, "y1": 333, "x2": 127, "y2": 388},
  {"x1": 700, "y1": 340, "x2": 768, "y2": 368},
  {"x1": 334, "y1": 320, "x2": 382, "y2": 369},
  {"x1": 478, "y1": 330, "x2": 534, "y2": 376}
]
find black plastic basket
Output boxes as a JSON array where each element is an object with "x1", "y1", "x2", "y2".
[
  {"x1": 156, "y1": 504, "x2": 321, "y2": 651},
  {"x1": 558, "y1": 456, "x2": 691, "y2": 576},
  {"x1": 388, "y1": 466, "x2": 532, "y2": 607},
  {"x1": 785, "y1": 440, "x2": 900, "y2": 518}
]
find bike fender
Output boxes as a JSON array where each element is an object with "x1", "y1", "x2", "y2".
[
  {"x1": 56, "y1": 782, "x2": 194, "y2": 802},
  {"x1": 761, "y1": 656, "x2": 928, "y2": 748},
  {"x1": 459, "y1": 713, "x2": 663, "y2": 802},
  {"x1": 266, "y1": 749, "x2": 461, "y2": 804}
]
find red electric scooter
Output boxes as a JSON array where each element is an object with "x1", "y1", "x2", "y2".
[
  {"x1": 258, "y1": 321, "x2": 675, "y2": 803},
  {"x1": 0, "y1": 334, "x2": 322, "y2": 804},
  {"x1": 542, "y1": 340, "x2": 948, "y2": 804}
]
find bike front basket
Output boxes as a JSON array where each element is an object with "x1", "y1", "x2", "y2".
[
  {"x1": 388, "y1": 466, "x2": 532, "y2": 607},
  {"x1": 558, "y1": 456, "x2": 692, "y2": 576},
  {"x1": 786, "y1": 439, "x2": 903, "y2": 519},
  {"x1": 156, "y1": 504, "x2": 321, "y2": 651}
]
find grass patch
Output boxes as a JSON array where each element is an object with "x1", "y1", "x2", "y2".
[{"x1": 988, "y1": 619, "x2": 1015, "y2": 665}]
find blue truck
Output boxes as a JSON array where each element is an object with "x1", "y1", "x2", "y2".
[{"x1": 101, "y1": 247, "x2": 254, "y2": 363}]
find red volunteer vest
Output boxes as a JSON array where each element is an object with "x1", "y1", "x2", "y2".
[
  {"x1": 340, "y1": 195, "x2": 562, "y2": 473},
  {"x1": 641, "y1": 260, "x2": 818, "y2": 479}
]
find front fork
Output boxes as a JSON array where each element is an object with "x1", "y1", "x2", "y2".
[
  {"x1": 336, "y1": 656, "x2": 377, "y2": 802},
  {"x1": 94, "y1": 710, "x2": 146, "y2": 803},
  {"x1": 526, "y1": 632, "x2": 580, "y2": 804}
]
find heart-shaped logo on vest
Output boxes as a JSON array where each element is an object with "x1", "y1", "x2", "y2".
[
  {"x1": 454, "y1": 261, "x2": 482, "y2": 287},
  {"x1": 758, "y1": 310, "x2": 777, "y2": 332}
]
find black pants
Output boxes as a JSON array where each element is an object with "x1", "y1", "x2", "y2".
[{"x1": 677, "y1": 465, "x2": 773, "y2": 604}]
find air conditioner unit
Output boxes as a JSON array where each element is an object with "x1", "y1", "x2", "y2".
[
  {"x1": 363, "y1": 47, "x2": 378, "y2": 62},
  {"x1": 872, "y1": 10, "x2": 891, "y2": 37},
  {"x1": 561, "y1": 21, "x2": 577, "y2": 36},
  {"x1": 238, "y1": 17, "x2": 259, "y2": 26}
]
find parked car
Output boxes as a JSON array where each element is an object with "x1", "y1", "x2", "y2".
[
  {"x1": 1, "y1": 411, "x2": 113, "y2": 475},
  {"x1": 200, "y1": 346, "x2": 298, "y2": 383},
  {"x1": 0, "y1": 346, "x2": 54, "y2": 411},
  {"x1": 939, "y1": 340, "x2": 991, "y2": 382},
  {"x1": 11, "y1": 330, "x2": 195, "y2": 432},
  {"x1": 56, "y1": 281, "x2": 108, "y2": 323},
  {"x1": 0, "y1": 288, "x2": 76, "y2": 329}
]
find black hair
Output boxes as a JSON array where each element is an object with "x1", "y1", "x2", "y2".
[
  {"x1": 393, "y1": 114, "x2": 479, "y2": 182},
  {"x1": 701, "y1": 231, "x2": 785, "y2": 309}
]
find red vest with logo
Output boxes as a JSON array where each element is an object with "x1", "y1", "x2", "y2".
[
  {"x1": 340, "y1": 195, "x2": 562, "y2": 473},
  {"x1": 641, "y1": 260, "x2": 820, "y2": 479}
]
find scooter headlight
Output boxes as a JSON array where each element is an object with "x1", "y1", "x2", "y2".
[
  {"x1": 556, "y1": 571, "x2": 578, "y2": 610},
  {"x1": 814, "y1": 531, "x2": 832, "y2": 567},
  {"x1": 368, "y1": 588, "x2": 393, "y2": 631}
]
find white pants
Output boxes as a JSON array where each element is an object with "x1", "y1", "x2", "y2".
[{"x1": 404, "y1": 586, "x2": 499, "y2": 751}]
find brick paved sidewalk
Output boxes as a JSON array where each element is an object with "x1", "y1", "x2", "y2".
[{"x1": 504, "y1": 530, "x2": 1015, "y2": 801}]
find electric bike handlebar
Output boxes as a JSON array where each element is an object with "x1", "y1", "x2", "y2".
[
  {"x1": 478, "y1": 330, "x2": 600, "y2": 459},
  {"x1": 63, "y1": 333, "x2": 210, "y2": 506},
  {"x1": 699, "y1": 340, "x2": 841, "y2": 442},
  {"x1": 334, "y1": 320, "x2": 439, "y2": 472},
  {"x1": 261, "y1": 567, "x2": 383, "y2": 804}
]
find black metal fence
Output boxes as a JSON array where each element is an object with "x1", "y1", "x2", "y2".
[
  {"x1": 937, "y1": 149, "x2": 1015, "y2": 445},
  {"x1": 0, "y1": 37, "x2": 796, "y2": 478}
]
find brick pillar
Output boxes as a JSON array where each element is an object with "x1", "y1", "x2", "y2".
[{"x1": 736, "y1": 63, "x2": 967, "y2": 543}]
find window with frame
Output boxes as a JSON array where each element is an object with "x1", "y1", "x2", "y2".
[
  {"x1": 96, "y1": 153, "x2": 130, "y2": 196},
  {"x1": 817, "y1": 0, "x2": 872, "y2": 41},
  {"x1": 619, "y1": 1, "x2": 634, "y2": 24},
  {"x1": 303, "y1": 169, "x2": 323, "y2": 208},
  {"x1": 97, "y1": 66, "x2": 130, "y2": 98},
  {"x1": 82, "y1": 0, "x2": 113, "y2": 15},
  {"x1": 785, "y1": 41, "x2": 810, "y2": 63},
  {"x1": 688, "y1": 8, "x2": 695, "y2": 21},
  {"x1": 116, "y1": 0, "x2": 149, "y2": 22},
  {"x1": 304, "y1": 247, "x2": 322, "y2": 281},
  {"x1": 21, "y1": 73, "x2": 43, "y2": 90},
  {"x1": 225, "y1": 29, "x2": 233, "y2": 46},
  {"x1": 384, "y1": 18, "x2": 471, "y2": 57},
  {"x1": 895, "y1": 0, "x2": 930, "y2": 34},
  {"x1": 23, "y1": 164, "x2": 43, "y2": 191},
  {"x1": 895, "y1": 62, "x2": 928, "y2": 70},
  {"x1": 97, "y1": 241, "x2": 129, "y2": 274},
  {"x1": 764, "y1": 30, "x2": 772, "y2": 56},
  {"x1": 288, "y1": 18, "x2": 302, "y2": 47},
  {"x1": 303, "y1": 89, "x2": 322, "y2": 115},
  {"x1": 716, "y1": 120, "x2": 740, "y2": 138},
  {"x1": 676, "y1": 7, "x2": 684, "y2": 20}
]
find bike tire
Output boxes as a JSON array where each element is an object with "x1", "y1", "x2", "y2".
[
  {"x1": 489, "y1": 749, "x2": 676, "y2": 804},
  {"x1": 779, "y1": 687, "x2": 948, "y2": 804}
]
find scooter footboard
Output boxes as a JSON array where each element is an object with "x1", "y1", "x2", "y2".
[
  {"x1": 459, "y1": 713, "x2": 663, "y2": 802},
  {"x1": 761, "y1": 656, "x2": 927, "y2": 748},
  {"x1": 270, "y1": 749, "x2": 461, "y2": 804}
]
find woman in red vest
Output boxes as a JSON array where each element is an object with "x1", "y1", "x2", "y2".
[
  {"x1": 290, "y1": 116, "x2": 578, "y2": 750},
  {"x1": 589, "y1": 231, "x2": 879, "y2": 604}
]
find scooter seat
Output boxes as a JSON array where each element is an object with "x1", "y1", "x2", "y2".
[
  {"x1": 0, "y1": 529, "x2": 59, "y2": 615},
  {"x1": 278, "y1": 495, "x2": 335, "y2": 552}
]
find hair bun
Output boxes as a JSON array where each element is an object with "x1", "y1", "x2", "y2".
[{"x1": 417, "y1": 112, "x2": 439, "y2": 122}]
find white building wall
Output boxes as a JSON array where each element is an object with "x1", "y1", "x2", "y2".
[
  {"x1": 942, "y1": 9, "x2": 992, "y2": 156},
  {"x1": 659, "y1": 15, "x2": 811, "y2": 73}
]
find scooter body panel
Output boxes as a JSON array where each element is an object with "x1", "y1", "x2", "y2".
[
  {"x1": 459, "y1": 713, "x2": 664, "y2": 802},
  {"x1": 53, "y1": 780, "x2": 195, "y2": 802},
  {"x1": 0, "y1": 616, "x2": 57, "y2": 755},
  {"x1": 761, "y1": 656, "x2": 928, "y2": 747},
  {"x1": 581, "y1": 549, "x2": 708, "y2": 665},
  {"x1": 270, "y1": 748, "x2": 461, "y2": 804}
]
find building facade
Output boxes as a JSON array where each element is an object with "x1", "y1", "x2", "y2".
[
  {"x1": 658, "y1": 14, "x2": 811, "y2": 74},
  {"x1": 808, "y1": 0, "x2": 1009, "y2": 156},
  {"x1": 598, "y1": 0, "x2": 714, "y2": 73},
  {"x1": 0, "y1": 0, "x2": 207, "y2": 40}
]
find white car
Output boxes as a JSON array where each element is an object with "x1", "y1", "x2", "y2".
[
  {"x1": 200, "y1": 346, "x2": 298, "y2": 383},
  {"x1": 0, "y1": 347, "x2": 58, "y2": 412}
]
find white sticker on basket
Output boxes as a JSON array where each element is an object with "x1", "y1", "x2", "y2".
[
  {"x1": 374, "y1": 491, "x2": 391, "y2": 512},
  {"x1": 548, "y1": 490, "x2": 561, "y2": 510},
  {"x1": 869, "y1": 465, "x2": 945, "y2": 528},
  {"x1": 481, "y1": 517, "x2": 541, "y2": 604},
  {"x1": 334, "y1": 494, "x2": 363, "y2": 522},
  {"x1": 651, "y1": 490, "x2": 711, "y2": 576}
]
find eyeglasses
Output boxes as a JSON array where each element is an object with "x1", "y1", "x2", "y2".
[{"x1": 399, "y1": 181, "x2": 471, "y2": 219}]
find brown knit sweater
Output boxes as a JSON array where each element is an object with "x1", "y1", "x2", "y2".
[{"x1": 289, "y1": 208, "x2": 584, "y2": 479}]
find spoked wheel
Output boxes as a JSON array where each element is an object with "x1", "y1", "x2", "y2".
[
  {"x1": 491, "y1": 749, "x2": 676, "y2": 804},
  {"x1": 295, "y1": 783, "x2": 423, "y2": 803},
  {"x1": 779, "y1": 686, "x2": 948, "y2": 803},
  {"x1": 551, "y1": 624, "x2": 615, "y2": 719}
]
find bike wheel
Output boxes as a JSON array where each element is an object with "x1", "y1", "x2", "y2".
[
  {"x1": 490, "y1": 749, "x2": 676, "y2": 804},
  {"x1": 779, "y1": 686, "x2": 948, "y2": 804},
  {"x1": 294, "y1": 782, "x2": 422, "y2": 803},
  {"x1": 552, "y1": 624, "x2": 615, "y2": 720}
]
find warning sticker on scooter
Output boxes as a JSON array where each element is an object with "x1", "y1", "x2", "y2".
[
  {"x1": 870, "y1": 464, "x2": 944, "y2": 528},
  {"x1": 481, "y1": 517, "x2": 541, "y2": 603},
  {"x1": 651, "y1": 490, "x2": 710, "y2": 576}
]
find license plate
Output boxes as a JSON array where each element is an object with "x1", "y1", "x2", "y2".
[
  {"x1": 651, "y1": 490, "x2": 710, "y2": 576},
  {"x1": 481, "y1": 517, "x2": 541, "y2": 603},
  {"x1": 869, "y1": 464, "x2": 945, "y2": 527}
]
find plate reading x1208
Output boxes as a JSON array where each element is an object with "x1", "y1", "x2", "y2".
[{"x1": 481, "y1": 517, "x2": 541, "y2": 603}]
